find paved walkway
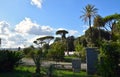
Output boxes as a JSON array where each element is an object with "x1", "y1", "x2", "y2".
[{"x1": 22, "y1": 58, "x2": 87, "y2": 70}]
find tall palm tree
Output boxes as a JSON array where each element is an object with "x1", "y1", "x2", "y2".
[{"x1": 80, "y1": 4, "x2": 98, "y2": 42}]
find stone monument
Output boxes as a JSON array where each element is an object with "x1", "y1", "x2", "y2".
[
  {"x1": 86, "y1": 48, "x2": 98, "y2": 75},
  {"x1": 72, "y1": 58, "x2": 81, "y2": 72}
]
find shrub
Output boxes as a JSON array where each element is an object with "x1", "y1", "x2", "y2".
[
  {"x1": 74, "y1": 43, "x2": 86, "y2": 62},
  {"x1": 23, "y1": 46, "x2": 34, "y2": 57},
  {"x1": 0, "y1": 50, "x2": 23, "y2": 72},
  {"x1": 47, "y1": 41, "x2": 65, "y2": 62},
  {"x1": 98, "y1": 42, "x2": 120, "y2": 77}
]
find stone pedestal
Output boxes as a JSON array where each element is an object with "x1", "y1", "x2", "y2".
[
  {"x1": 72, "y1": 58, "x2": 81, "y2": 72},
  {"x1": 86, "y1": 48, "x2": 98, "y2": 75}
]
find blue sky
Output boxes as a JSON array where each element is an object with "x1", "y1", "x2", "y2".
[{"x1": 0, "y1": 0, "x2": 120, "y2": 48}]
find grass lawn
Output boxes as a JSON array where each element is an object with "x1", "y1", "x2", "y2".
[
  {"x1": 0, "y1": 65, "x2": 99, "y2": 77},
  {"x1": 64, "y1": 55, "x2": 77, "y2": 62},
  {"x1": 53, "y1": 69, "x2": 99, "y2": 77}
]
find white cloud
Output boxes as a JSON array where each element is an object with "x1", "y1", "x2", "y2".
[
  {"x1": 0, "y1": 19, "x2": 80, "y2": 48},
  {"x1": 0, "y1": 18, "x2": 54, "y2": 48},
  {"x1": 57, "y1": 28, "x2": 66, "y2": 30},
  {"x1": 31, "y1": 0, "x2": 43, "y2": 8},
  {"x1": 0, "y1": 21, "x2": 10, "y2": 35},
  {"x1": 0, "y1": 26, "x2": 27, "y2": 48},
  {"x1": 69, "y1": 30, "x2": 78, "y2": 35},
  {"x1": 82, "y1": 30, "x2": 86, "y2": 33},
  {"x1": 0, "y1": 19, "x2": 53, "y2": 48},
  {"x1": 0, "y1": 20, "x2": 32, "y2": 48},
  {"x1": 15, "y1": 17, "x2": 53, "y2": 35}
]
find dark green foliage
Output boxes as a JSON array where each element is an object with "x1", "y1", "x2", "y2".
[
  {"x1": 85, "y1": 27, "x2": 110, "y2": 47},
  {"x1": 74, "y1": 35, "x2": 87, "y2": 47},
  {"x1": 98, "y1": 42, "x2": 120, "y2": 77},
  {"x1": 0, "y1": 50, "x2": 23, "y2": 72},
  {"x1": 67, "y1": 36, "x2": 75, "y2": 51}
]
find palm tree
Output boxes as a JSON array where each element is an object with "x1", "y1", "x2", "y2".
[
  {"x1": 80, "y1": 4, "x2": 98, "y2": 43},
  {"x1": 94, "y1": 15, "x2": 104, "y2": 28},
  {"x1": 93, "y1": 15, "x2": 104, "y2": 40}
]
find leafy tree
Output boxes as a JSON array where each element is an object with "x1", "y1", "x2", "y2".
[
  {"x1": 23, "y1": 46, "x2": 43, "y2": 76},
  {"x1": 34, "y1": 36, "x2": 54, "y2": 49},
  {"x1": 80, "y1": 4, "x2": 98, "y2": 44},
  {"x1": 31, "y1": 48, "x2": 43, "y2": 76},
  {"x1": 47, "y1": 41, "x2": 66, "y2": 62},
  {"x1": 56, "y1": 30, "x2": 68, "y2": 40},
  {"x1": 34, "y1": 36, "x2": 54, "y2": 47},
  {"x1": 34, "y1": 36, "x2": 54, "y2": 57},
  {"x1": 38, "y1": 36, "x2": 54, "y2": 44},
  {"x1": 31, "y1": 36, "x2": 54, "y2": 76},
  {"x1": 103, "y1": 13, "x2": 120, "y2": 39}
]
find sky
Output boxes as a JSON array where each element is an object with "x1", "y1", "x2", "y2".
[{"x1": 0, "y1": 0, "x2": 120, "y2": 48}]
